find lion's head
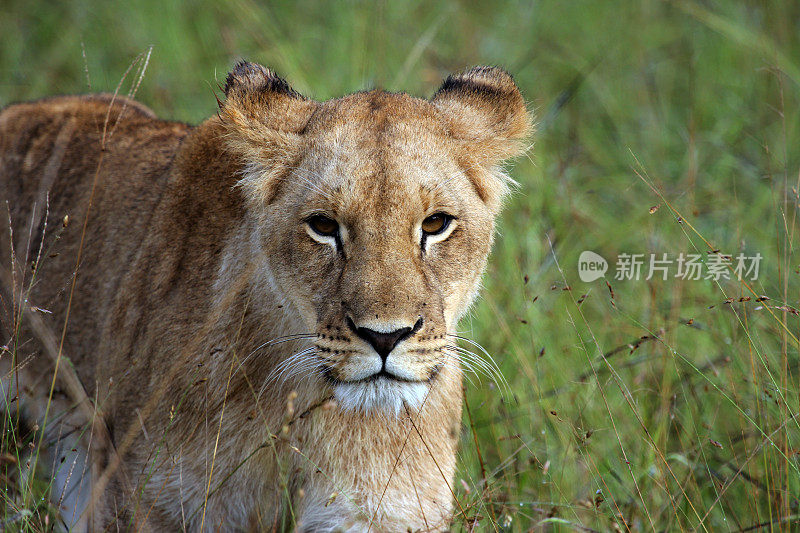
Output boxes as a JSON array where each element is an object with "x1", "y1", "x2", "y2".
[{"x1": 220, "y1": 62, "x2": 530, "y2": 414}]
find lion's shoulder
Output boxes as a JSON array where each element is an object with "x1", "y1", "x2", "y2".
[{"x1": 0, "y1": 94, "x2": 193, "y2": 282}]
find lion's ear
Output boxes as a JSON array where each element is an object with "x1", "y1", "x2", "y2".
[
  {"x1": 431, "y1": 67, "x2": 531, "y2": 210},
  {"x1": 221, "y1": 61, "x2": 318, "y2": 204},
  {"x1": 431, "y1": 66, "x2": 531, "y2": 161}
]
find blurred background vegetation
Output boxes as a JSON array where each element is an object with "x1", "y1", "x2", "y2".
[{"x1": 2, "y1": 0, "x2": 799, "y2": 530}]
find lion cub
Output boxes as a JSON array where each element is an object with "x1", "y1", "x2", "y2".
[{"x1": 0, "y1": 62, "x2": 530, "y2": 531}]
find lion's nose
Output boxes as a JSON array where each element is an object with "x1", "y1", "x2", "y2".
[{"x1": 347, "y1": 317, "x2": 423, "y2": 359}]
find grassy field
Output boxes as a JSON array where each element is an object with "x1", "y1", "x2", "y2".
[{"x1": 2, "y1": 0, "x2": 799, "y2": 530}]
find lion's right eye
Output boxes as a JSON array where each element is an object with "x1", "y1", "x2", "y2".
[
  {"x1": 421, "y1": 213, "x2": 452, "y2": 236},
  {"x1": 307, "y1": 215, "x2": 339, "y2": 237}
]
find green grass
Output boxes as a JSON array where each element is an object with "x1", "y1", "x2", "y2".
[{"x1": 2, "y1": 0, "x2": 799, "y2": 530}]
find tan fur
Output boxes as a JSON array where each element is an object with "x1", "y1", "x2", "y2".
[{"x1": 0, "y1": 63, "x2": 530, "y2": 531}]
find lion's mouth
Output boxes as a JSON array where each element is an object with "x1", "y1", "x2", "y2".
[
  {"x1": 321, "y1": 365, "x2": 442, "y2": 386},
  {"x1": 325, "y1": 367, "x2": 441, "y2": 414}
]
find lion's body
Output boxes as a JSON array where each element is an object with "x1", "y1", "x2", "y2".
[{"x1": 0, "y1": 65, "x2": 528, "y2": 531}]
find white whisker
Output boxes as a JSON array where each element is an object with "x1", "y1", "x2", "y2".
[
  {"x1": 451, "y1": 348, "x2": 509, "y2": 393},
  {"x1": 232, "y1": 334, "x2": 317, "y2": 377},
  {"x1": 258, "y1": 347, "x2": 321, "y2": 401},
  {"x1": 443, "y1": 335, "x2": 511, "y2": 397},
  {"x1": 441, "y1": 348, "x2": 491, "y2": 382},
  {"x1": 438, "y1": 351, "x2": 478, "y2": 388}
]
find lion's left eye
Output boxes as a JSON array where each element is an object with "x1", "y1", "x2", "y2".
[
  {"x1": 421, "y1": 213, "x2": 453, "y2": 236},
  {"x1": 307, "y1": 215, "x2": 339, "y2": 237}
]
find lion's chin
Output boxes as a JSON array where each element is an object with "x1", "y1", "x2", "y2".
[{"x1": 333, "y1": 377, "x2": 429, "y2": 416}]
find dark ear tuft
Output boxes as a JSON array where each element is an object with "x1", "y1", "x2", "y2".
[
  {"x1": 220, "y1": 60, "x2": 317, "y2": 134},
  {"x1": 436, "y1": 66, "x2": 519, "y2": 102},
  {"x1": 221, "y1": 61, "x2": 315, "y2": 134},
  {"x1": 223, "y1": 61, "x2": 303, "y2": 100},
  {"x1": 432, "y1": 66, "x2": 531, "y2": 161}
]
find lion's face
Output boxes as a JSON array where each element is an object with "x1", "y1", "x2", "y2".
[
  {"x1": 262, "y1": 96, "x2": 496, "y2": 413},
  {"x1": 222, "y1": 63, "x2": 530, "y2": 413}
]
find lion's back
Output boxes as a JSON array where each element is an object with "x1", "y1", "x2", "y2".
[
  {"x1": 0, "y1": 94, "x2": 192, "y2": 394},
  {"x1": 0, "y1": 93, "x2": 188, "y2": 227}
]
